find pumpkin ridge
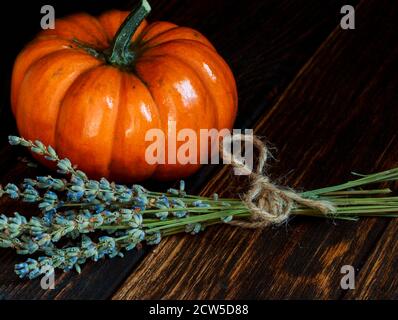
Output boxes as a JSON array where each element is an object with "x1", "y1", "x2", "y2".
[
  {"x1": 11, "y1": 41, "x2": 74, "y2": 113},
  {"x1": 132, "y1": 63, "x2": 165, "y2": 179},
  {"x1": 147, "y1": 39, "x2": 235, "y2": 82},
  {"x1": 138, "y1": 42, "x2": 237, "y2": 129},
  {"x1": 38, "y1": 18, "x2": 96, "y2": 48},
  {"x1": 143, "y1": 27, "x2": 216, "y2": 51},
  {"x1": 66, "y1": 13, "x2": 109, "y2": 48},
  {"x1": 140, "y1": 25, "x2": 180, "y2": 44},
  {"x1": 107, "y1": 71, "x2": 127, "y2": 178},
  {"x1": 142, "y1": 38, "x2": 216, "y2": 56},
  {"x1": 131, "y1": 65, "x2": 158, "y2": 106},
  {"x1": 93, "y1": 15, "x2": 113, "y2": 45},
  {"x1": 133, "y1": 56, "x2": 171, "y2": 127},
  {"x1": 159, "y1": 53, "x2": 221, "y2": 130},
  {"x1": 92, "y1": 14, "x2": 114, "y2": 44},
  {"x1": 140, "y1": 21, "x2": 178, "y2": 41},
  {"x1": 153, "y1": 39, "x2": 238, "y2": 114},
  {"x1": 110, "y1": 72, "x2": 162, "y2": 181},
  {"x1": 128, "y1": 66, "x2": 163, "y2": 178},
  {"x1": 47, "y1": 12, "x2": 108, "y2": 49},
  {"x1": 133, "y1": 56, "x2": 176, "y2": 178},
  {"x1": 53, "y1": 63, "x2": 105, "y2": 153},
  {"x1": 97, "y1": 11, "x2": 130, "y2": 41},
  {"x1": 15, "y1": 50, "x2": 102, "y2": 150},
  {"x1": 14, "y1": 47, "x2": 82, "y2": 115},
  {"x1": 135, "y1": 54, "x2": 216, "y2": 178},
  {"x1": 54, "y1": 66, "x2": 122, "y2": 178},
  {"x1": 85, "y1": 14, "x2": 112, "y2": 46}
]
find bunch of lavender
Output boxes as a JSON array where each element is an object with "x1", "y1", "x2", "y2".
[{"x1": 2, "y1": 136, "x2": 398, "y2": 280}]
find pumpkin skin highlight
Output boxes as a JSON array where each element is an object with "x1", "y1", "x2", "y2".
[{"x1": 11, "y1": 10, "x2": 238, "y2": 182}]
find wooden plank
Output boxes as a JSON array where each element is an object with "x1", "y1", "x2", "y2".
[
  {"x1": 0, "y1": 0, "x2": 359, "y2": 299},
  {"x1": 344, "y1": 222, "x2": 398, "y2": 299},
  {"x1": 114, "y1": 0, "x2": 398, "y2": 299}
]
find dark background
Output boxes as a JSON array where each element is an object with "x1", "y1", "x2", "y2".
[{"x1": 1, "y1": 0, "x2": 398, "y2": 300}]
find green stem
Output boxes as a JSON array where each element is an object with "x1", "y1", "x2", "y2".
[
  {"x1": 147, "y1": 191, "x2": 241, "y2": 202},
  {"x1": 107, "y1": 0, "x2": 151, "y2": 67},
  {"x1": 302, "y1": 168, "x2": 398, "y2": 197},
  {"x1": 143, "y1": 205, "x2": 246, "y2": 214},
  {"x1": 322, "y1": 189, "x2": 392, "y2": 196},
  {"x1": 144, "y1": 209, "x2": 248, "y2": 232}
]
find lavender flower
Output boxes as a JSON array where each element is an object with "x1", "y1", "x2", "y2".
[
  {"x1": 5, "y1": 135, "x2": 395, "y2": 280},
  {"x1": 0, "y1": 137, "x2": 257, "y2": 278}
]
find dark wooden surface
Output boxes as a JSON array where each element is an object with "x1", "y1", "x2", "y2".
[{"x1": 1, "y1": 0, "x2": 397, "y2": 299}]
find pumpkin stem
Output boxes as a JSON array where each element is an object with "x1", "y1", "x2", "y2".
[{"x1": 107, "y1": 0, "x2": 151, "y2": 67}]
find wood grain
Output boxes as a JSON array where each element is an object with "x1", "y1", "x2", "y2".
[
  {"x1": 1, "y1": 0, "x2": 396, "y2": 300},
  {"x1": 344, "y1": 221, "x2": 398, "y2": 299},
  {"x1": 113, "y1": 0, "x2": 398, "y2": 299}
]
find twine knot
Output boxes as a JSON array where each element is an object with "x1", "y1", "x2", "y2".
[{"x1": 221, "y1": 134, "x2": 335, "y2": 228}]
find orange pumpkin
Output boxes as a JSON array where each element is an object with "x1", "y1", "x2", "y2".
[{"x1": 11, "y1": 0, "x2": 237, "y2": 182}]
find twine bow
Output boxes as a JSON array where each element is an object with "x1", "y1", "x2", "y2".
[{"x1": 221, "y1": 134, "x2": 335, "y2": 228}]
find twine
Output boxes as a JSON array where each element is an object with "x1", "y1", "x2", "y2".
[{"x1": 221, "y1": 134, "x2": 336, "y2": 228}]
